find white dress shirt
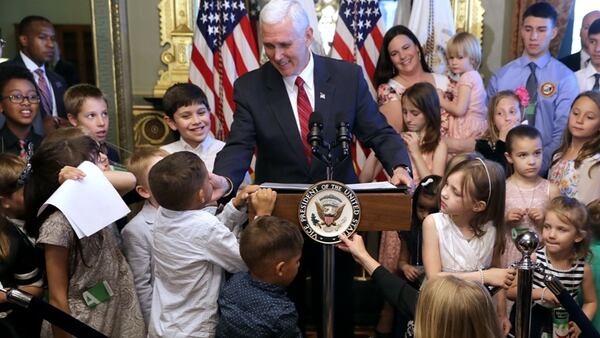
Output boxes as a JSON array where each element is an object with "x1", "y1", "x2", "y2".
[
  {"x1": 581, "y1": 50, "x2": 591, "y2": 69},
  {"x1": 148, "y1": 201, "x2": 247, "y2": 338},
  {"x1": 575, "y1": 62, "x2": 600, "y2": 92},
  {"x1": 20, "y1": 51, "x2": 58, "y2": 116},
  {"x1": 162, "y1": 134, "x2": 251, "y2": 186},
  {"x1": 121, "y1": 201, "x2": 158, "y2": 325},
  {"x1": 282, "y1": 53, "x2": 315, "y2": 135},
  {"x1": 161, "y1": 134, "x2": 224, "y2": 173}
]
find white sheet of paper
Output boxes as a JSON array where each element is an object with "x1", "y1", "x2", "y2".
[
  {"x1": 39, "y1": 161, "x2": 130, "y2": 239},
  {"x1": 261, "y1": 181, "x2": 400, "y2": 191}
]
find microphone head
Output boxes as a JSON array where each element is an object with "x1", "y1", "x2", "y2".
[{"x1": 309, "y1": 111, "x2": 323, "y2": 126}]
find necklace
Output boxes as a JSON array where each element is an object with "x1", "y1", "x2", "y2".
[{"x1": 511, "y1": 178, "x2": 538, "y2": 210}]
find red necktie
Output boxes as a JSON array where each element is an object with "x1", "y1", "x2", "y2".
[
  {"x1": 18, "y1": 140, "x2": 27, "y2": 160},
  {"x1": 34, "y1": 68, "x2": 52, "y2": 117},
  {"x1": 295, "y1": 76, "x2": 313, "y2": 164}
]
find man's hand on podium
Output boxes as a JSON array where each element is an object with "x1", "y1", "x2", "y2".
[{"x1": 390, "y1": 166, "x2": 413, "y2": 191}]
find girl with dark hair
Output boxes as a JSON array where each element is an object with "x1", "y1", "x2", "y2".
[{"x1": 24, "y1": 136, "x2": 145, "y2": 338}]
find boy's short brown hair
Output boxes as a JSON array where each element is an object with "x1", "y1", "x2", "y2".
[
  {"x1": 162, "y1": 83, "x2": 210, "y2": 119},
  {"x1": 64, "y1": 84, "x2": 108, "y2": 116},
  {"x1": 127, "y1": 146, "x2": 169, "y2": 188},
  {"x1": 0, "y1": 153, "x2": 26, "y2": 197},
  {"x1": 148, "y1": 151, "x2": 208, "y2": 210},
  {"x1": 240, "y1": 216, "x2": 304, "y2": 274}
]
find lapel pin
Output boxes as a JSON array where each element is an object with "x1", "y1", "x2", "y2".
[{"x1": 319, "y1": 92, "x2": 326, "y2": 99}]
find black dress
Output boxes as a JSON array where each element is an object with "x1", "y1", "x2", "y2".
[{"x1": 475, "y1": 139, "x2": 508, "y2": 176}]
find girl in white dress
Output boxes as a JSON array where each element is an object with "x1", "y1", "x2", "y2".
[{"x1": 422, "y1": 154, "x2": 516, "y2": 335}]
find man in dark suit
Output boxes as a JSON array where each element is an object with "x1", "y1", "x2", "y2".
[
  {"x1": 0, "y1": 16, "x2": 68, "y2": 135},
  {"x1": 560, "y1": 10, "x2": 600, "y2": 71},
  {"x1": 213, "y1": 1, "x2": 411, "y2": 337}
]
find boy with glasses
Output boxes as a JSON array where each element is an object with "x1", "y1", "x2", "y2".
[{"x1": 0, "y1": 67, "x2": 42, "y2": 156}]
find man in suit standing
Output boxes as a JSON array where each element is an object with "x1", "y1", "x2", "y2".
[
  {"x1": 576, "y1": 19, "x2": 600, "y2": 92},
  {"x1": 0, "y1": 16, "x2": 68, "y2": 135},
  {"x1": 213, "y1": 1, "x2": 411, "y2": 337},
  {"x1": 560, "y1": 10, "x2": 600, "y2": 72}
]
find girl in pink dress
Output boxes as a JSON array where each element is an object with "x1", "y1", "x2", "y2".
[
  {"x1": 498, "y1": 125, "x2": 559, "y2": 321},
  {"x1": 501, "y1": 125, "x2": 559, "y2": 268},
  {"x1": 439, "y1": 32, "x2": 487, "y2": 155}
]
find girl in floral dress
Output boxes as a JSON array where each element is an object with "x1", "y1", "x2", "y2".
[{"x1": 548, "y1": 92, "x2": 600, "y2": 205}]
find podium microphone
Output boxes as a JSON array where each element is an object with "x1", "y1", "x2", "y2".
[
  {"x1": 307, "y1": 112, "x2": 323, "y2": 154},
  {"x1": 337, "y1": 121, "x2": 352, "y2": 157}
]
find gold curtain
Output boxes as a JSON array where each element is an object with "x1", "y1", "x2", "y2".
[{"x1": 510, "y1": 0, "x2": 574, "y2": 59}]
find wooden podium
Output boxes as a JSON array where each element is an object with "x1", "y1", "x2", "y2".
[
  {"x1": 255, "y1": 187, "x2": 411, "y2": 338},
  {"x1": 257, "y1": 190, "x2": 412, "y2": 232}
]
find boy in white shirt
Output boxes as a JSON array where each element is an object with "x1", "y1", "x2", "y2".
[
  {"x1": 147, "y1": 151, "x2": 275, "y2": 337},
  {"x1": 160, "y1": 83, "x2": 223, "y2": 173},
  {"x1": 160, "y1": 83, "x2": 250, "y2": 186},
  {"x1": 121, "y1": 146, "x2": 169, "y2": 325}
]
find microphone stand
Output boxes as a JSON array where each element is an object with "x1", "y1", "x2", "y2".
[
  {"x1": 308, "y1": 121, "x2": 352, "y2": 338},
  {"x1": 0, "y1": 288, "x2": 108, "y2": 338}
]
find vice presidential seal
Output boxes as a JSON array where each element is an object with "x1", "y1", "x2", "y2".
[{"x1": 298, "y1": 181, "x2": 361, "y2": 244}]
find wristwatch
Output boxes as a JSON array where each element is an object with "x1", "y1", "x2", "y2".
[{"x1": 393, "y1": 164, "x2": 412, "y2": 178}]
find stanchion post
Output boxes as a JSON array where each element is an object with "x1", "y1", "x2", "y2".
[{"x1": 514, "y1": 231, "x2": 540, "y2": 338}]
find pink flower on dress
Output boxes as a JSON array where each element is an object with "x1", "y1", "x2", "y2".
[{"x1": 514, "y1": 86, "x2": 530, "y2": 108}]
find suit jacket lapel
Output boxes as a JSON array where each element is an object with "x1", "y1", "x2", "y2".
[
  {"x1": 313, "y1": 55, "x2": 335, "y2": 134},
  {"x1": 310, "y1": 55, "x2": 336, "y2": 175},
  {"x1": 265, "y1": 63, "x2": 307, "y2": 165}
]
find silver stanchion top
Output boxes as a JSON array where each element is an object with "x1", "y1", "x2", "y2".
[
  {"x1": 516, "y1": 231, "x2": 540, "y2": 255},
  {"x1": 515, "y1": 231, "x2": 540, "y2": 270}
]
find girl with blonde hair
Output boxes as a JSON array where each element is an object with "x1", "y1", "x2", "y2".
[{"x1": 415, "y1": 276, "x2": 503, "y2": 338}]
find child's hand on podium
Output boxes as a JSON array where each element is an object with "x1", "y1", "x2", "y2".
[
  {"x1": 232, "y1": 185, "x2": 260, "y2": 209},
  {"x1": 250, "y1": 188, "x2": 277, "y2": 216}
]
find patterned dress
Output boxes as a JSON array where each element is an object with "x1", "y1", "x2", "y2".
[
  {"x1": 548, "y1": 152, "x2": 600, "y2": 204},
  {"x1": 37, "y1": 211, "x2": 145, "y2": 337}
]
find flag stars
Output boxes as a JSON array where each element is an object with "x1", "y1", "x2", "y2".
[{"x1": 200, "y1": 13, "x2": 208, "y2": 23}]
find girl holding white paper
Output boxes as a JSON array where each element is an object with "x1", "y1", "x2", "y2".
[{"x1": 24, "y1": 136, "x2": 145, "y2": 338}]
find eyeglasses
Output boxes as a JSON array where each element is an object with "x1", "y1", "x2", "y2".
[{"x1": 0, "y1": 95, "x2": 41, "y2": 104}]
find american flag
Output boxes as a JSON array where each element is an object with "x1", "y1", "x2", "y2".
[
  {"x1": 330, "y1": 0, "x2": 384, "y2": 174},
  {"x1": 331, "y1": 0, "x2": 384, "y2": 97},
  {"x1": 189, "y1": 0, "x2": 260, "y2": 139}
]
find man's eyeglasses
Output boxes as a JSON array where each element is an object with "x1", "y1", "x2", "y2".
[{"x1": 0, "y1": 95, "x2": 41, "y2": 104}]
